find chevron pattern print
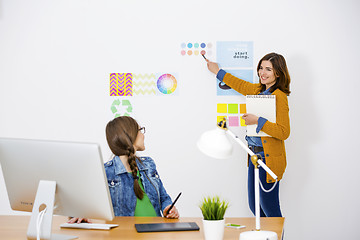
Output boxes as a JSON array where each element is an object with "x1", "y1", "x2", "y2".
[
  {"x1": 133, "y1": 73, "x2": 156, "y2": 80},
  {"x1": 109, "y1": 73, "x2": 118, "y2": 96},
  {"x1": 109, "y1": 73, "x2": 178, "y2": 96},
  {"x1": 109, "y1": 73, "x2": 133, "y2": 96},
  {"x1": 118, "y1": 73, "x2": 133, "y2": 96},
  {"x1": 133, "y1": 73, "x2": 156, "y2": 95}
]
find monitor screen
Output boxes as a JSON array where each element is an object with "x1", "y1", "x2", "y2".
[{"x1": 0, "y1": 138, "x2": 114, "y2": 221}]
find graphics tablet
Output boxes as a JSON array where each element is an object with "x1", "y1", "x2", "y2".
[{"x1": 135, "y1": 222, "x2": 200, "y2": 232}]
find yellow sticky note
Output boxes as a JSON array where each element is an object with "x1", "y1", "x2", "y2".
[
  {"x1": 217, "y1": 104, "x2": 227, "y2": 113},
  {"x1": 240, "y1": 116, "x2": 246, "y2": 126},
  {"x1": 240, "y1": 104, "x2": 246, "y2": 114}
]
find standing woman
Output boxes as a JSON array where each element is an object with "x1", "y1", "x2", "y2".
[
  {"x1": 104, "y1": 116, "x2": 179, "y2": 218},
  {"x1": 206, "y1": 53, "x2": 290, "y2": 217}
]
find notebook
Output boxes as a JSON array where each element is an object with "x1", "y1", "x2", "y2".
[
  {"x1": 135, "y1": 222, "x2": 200, "y2": 233},
  {"x1": 246, "y1": 95, "x2": 276, "y2": 137}
]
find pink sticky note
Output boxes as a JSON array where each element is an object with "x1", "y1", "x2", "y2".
[{"x1": 228, "y1": 116, "x2": 239, "y2": 127}]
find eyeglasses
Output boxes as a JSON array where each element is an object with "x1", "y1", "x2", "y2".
[{"x1": 139, "y1": 127, "x2": 146, "y2": 134}]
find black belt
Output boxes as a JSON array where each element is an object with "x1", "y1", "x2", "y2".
[{"x1": 249, "y1": 146, "x2": 264, "y2": 153}]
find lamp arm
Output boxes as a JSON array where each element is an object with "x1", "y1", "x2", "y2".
[
  {"x1": 257, "y1": 160, "x2": 278, "y2": 181},
  {"x1": 226, "y1": 130, "x2": 255, "y2": 156},
  {"x1": 225, "y1": 129, "x2": 278, "y2": 180}
]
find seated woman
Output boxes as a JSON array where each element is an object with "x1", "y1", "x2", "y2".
[{"x1": 69, "y1": 116, "x2": 179, "y2": 223}]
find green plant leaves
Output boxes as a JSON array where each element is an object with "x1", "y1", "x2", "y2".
[{"x1": 199, "y1": 196, "x2": 229, "y2": 220}]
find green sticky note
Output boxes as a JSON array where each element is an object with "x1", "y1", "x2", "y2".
[{"x1": 228, "y1": 104, "x2": 238, "y2": 114}]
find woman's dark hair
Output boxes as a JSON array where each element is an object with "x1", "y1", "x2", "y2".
[
  {"x1": 105, "y1": 116, "x2": 144, "y2": 199},
  {"x1": 257, "y1": 52, "x2": 291, "y2": 96}
]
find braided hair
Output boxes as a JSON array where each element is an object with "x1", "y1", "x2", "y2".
[{"x1": 105, "y1": 116, "x2": 144, "y2": 199}]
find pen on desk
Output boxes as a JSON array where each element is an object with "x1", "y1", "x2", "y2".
[{"x1": 167, "y1": 192, "x2": 182, "y2": 214}]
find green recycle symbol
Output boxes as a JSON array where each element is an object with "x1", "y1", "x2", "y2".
[{"x1": 111, "y1": 99, "x2": 133, "y2": 118}]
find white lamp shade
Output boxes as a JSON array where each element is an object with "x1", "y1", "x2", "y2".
[{"x1": 197, "y1": 127, "x2": 233, "y2": 159}]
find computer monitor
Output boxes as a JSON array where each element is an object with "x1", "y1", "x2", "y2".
[{"x1": 0, "y1": 138, "x2": 114, "y2": 240}]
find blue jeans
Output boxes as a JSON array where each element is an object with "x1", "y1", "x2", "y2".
[{"x1": 248, "y1": 151, "x2": 282, "y2": 217}]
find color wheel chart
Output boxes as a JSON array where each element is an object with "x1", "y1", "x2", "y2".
[{"x1": 157, "y1": 74, "x2": 177, "y2": 94}]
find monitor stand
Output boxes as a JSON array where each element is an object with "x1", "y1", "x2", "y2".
[{"x1": 27, "y1": 180, "x2": 78, "y2": 240}]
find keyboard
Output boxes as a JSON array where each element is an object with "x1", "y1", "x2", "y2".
[{"x1": 60, "y1": 223, "x2": 119, "y2": 230}]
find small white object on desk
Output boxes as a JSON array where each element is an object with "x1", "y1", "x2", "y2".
[
  {"x1": 60, "y1": 223, "x2": 119, "y2": 230},
  {"x1": 225, "y1": 223, "x2": 246, "y2": 229}
]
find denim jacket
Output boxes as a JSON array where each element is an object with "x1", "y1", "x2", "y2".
[{"x1": 104, "y1": 156, "x2": 172, "y2": 216}]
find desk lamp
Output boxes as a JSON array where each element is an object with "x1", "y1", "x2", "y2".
[{"x1": 197, "y1": 118, "x2": 278, "y2": 240}]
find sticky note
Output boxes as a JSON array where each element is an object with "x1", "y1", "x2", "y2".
[
  {"x1": 228, "y1": 104, "x2": 238, "y2": 114},
  {"x1": 217, "y1": 104, "x2": 227, "y2": 113},
  {"x1": 240, "y1": 116, "x2": 246, "y2": 126},
  {"x1": 228, "y1": 116, "x2": 239, "y2": 127},
  {"x1": 240, "y1": 104, "x2": 246, "y2": 114}
]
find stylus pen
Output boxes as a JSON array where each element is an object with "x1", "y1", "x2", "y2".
[
  {"x1": 167, "y1": 192, "x2": 182, "y2": 214},
  {"x1": 201, "y1": 54, "x2": 207, "y2": 60}
]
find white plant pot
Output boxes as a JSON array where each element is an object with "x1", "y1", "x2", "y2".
[{"x1": 202, "y1": 219, "x2": 225, "y2": 240}]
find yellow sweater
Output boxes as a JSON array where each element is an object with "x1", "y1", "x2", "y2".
[{"x1": 223, "y1": 73, "x2": 290, "y2": 183}]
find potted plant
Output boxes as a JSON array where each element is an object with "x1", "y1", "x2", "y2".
[{"x1": 199, "y1": 196, "x2": 229, "y2": 240}]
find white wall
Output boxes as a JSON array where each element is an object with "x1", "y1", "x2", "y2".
[{"x1": 1, "y1": 0, "x2": 360, "y2": 239}]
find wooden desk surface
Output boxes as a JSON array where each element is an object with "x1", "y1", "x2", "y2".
[{"x1": 0, "y1": 215, "x2": 284, "y2": 240}]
